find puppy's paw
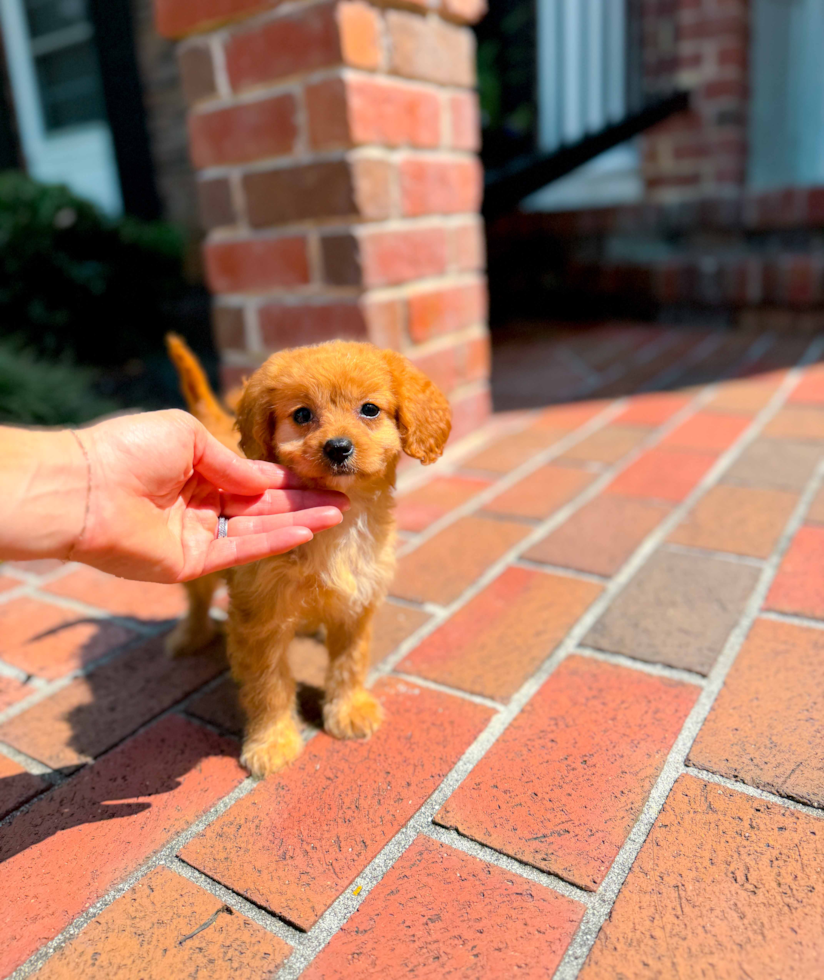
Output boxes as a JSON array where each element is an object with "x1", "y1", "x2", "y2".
[
  {"x1": 241, "y1": 718, "x2": 303, "y2": 777},
  {"x1": 165, "y1": 617, "x2": 221, "y2": 659},
  {"x1": 324, "y1": 688, "x2": 383, "y2": 740}
]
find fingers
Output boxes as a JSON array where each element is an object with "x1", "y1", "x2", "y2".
[
  {"x1": 198, "y1": 526, "x2": 316, "y2": 577},
  {"x1": 225, "y1": 507, "x2": 344, "y2": 537},
  {"x1": 220, "y1": 488, "x2": 349, "y2": 518},
  {"x1": 193, "y1": 428, "x2": 303, "y2": 494}
]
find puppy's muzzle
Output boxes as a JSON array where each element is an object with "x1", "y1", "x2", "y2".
[{"x1": 323, "y1": 438, "x2": 355, "y2": 468}]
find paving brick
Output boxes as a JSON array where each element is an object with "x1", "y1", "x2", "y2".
[
  {"x1": 45, "y1": 567, "x2": 187, "y2": 621},
  {"x1": 0, "y1": 597, "x2": 135, "y2": 679},
  {"x1": 579, "y1": 774, "x2": 824, "y2": 980},
  {"x1": 303, "y1": 836, "x2": 584, "y2": 980},
  {"x1": 463, "y1": 428, "x2": 566, "y2": 474},
  {"x1": 605, "y1": 448, "x2": 716, "y2": 502},
  {"x1": 659, "y1": 410, "x2": 750, "y2": 453},
  {"x1": 689, "y1": 618, "x2": 824, "y2": 807},
  {"x1": 179, "y1": 678, "x2": 492, "y2": 930},
  {"x1": 0, "y1": 715, "x2": 244, "y2": 977},
  {"x1": 8, "y1": 559, "x2": 66, "y2": 575},
  {"x1": 585, "y1": 548, "x2": 760, "y2": 674},
  {"x1": 436, "y1": 657, "x2": 698, "y2": 890},
  {"x1": 0, "y1": 633, "x2": 225, "y2": 770},
  {"x1": 764, "y1": 524, "x2": 824, "y2": 618},
  {"x1": 524, "y1": 495, "x2": 672, "y2": 577},
  {"x1": 706, "y1": 379, "x2": 781, "y2": 414},
  {"x1": 483, "y1": 465, "x2": 595, "y2": 521},
  {"x1": 397, "y1": 474, "x2": 491, "y2": 532},
  {"x1": 668, "y1": 484, "x2": 797, "y2": 558},
  {"x1": 0, "y1": 574, "x2": 21, "y2": 593},
  {"x1": 763, "y1": 405, "x2": 824, "y2": 440},
  {"x1": 0, "y1": 755, "x2": 47, "y2": 821},
  {"x1": 399, "y1": 567, "x2": 600, "y2": 700},
  {"x1": 723, "y1": 437, "x2": 822, "y2": 491},
  {"x1": 0, "y1": 674, "x2": 31, "y2": 712},
  {"x1": 530, "y1": 400, "x2": 609, "y2": 431},
  {"x1": 559, "y1": 425, "x2": 649, "y2": 464},
  {"x1": 33, "y1": 866, "x2": 291, "y2": 980},
  {"x1": 807, "y1": 485, "x2": 824, "y2": 523},
  {"x1": 788, "y1": 364, "x2": 824, "y2": 405},
  {"x1": 391, "y1": 515, "x2": 529, "y2": 605},
  {"x1": 613, "y1": 392, "x2": 691, "y2": 427}
]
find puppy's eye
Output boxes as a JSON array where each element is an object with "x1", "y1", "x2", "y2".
[
  {"x1": 360, "y1": 403, "x2": 380, "y2": 419},
  {"x1": 293, "y1": 407, "x2": 312, "y2": 425}
]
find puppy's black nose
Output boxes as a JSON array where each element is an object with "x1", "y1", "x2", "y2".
[{"x1": 323, "y1": 438, "x2": 354, "y2": 465}]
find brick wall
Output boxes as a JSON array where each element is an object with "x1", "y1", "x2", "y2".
[
  {"x1": 155, "y1": 0, "x2": 491, "y2": 439},
  {"x1": 641, "y1": 0, "x2": 749, "y2": 201}
]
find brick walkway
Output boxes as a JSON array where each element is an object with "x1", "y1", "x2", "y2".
[{"x1": 2, "y1": 322, "x2": 823, "y2": 979}]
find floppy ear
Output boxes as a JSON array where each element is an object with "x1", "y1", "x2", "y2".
[
  {"x1": 235, "y1": 368, "x2": 277, "y2": 461},
  {"x1": 383, "y1": 350, "x2": 452, "y2": 465}
]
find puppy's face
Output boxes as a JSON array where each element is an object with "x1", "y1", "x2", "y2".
[{"x1": 236, "y1": 342, "x2": 451, "y2": 488}]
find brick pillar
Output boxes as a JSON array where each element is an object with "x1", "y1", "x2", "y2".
[
  {"x1": 155, "y1": 0, "x2": 491, "y2": 441},
  {"x1": 641, "y1": 0, "x2": 749, "y2": 201}
]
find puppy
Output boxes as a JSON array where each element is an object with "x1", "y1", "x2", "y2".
[{"x1": 167, "y1": 336, "x2": 451, "y2": 776}]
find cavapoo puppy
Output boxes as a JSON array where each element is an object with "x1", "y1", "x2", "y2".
[{"x1": 166, "y1": 336, "x2": 451, "y2": 776}]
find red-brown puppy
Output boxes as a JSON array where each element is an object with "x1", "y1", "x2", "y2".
[{"x1": 169, "y1": 339, "x2": 451, "y2": 777}]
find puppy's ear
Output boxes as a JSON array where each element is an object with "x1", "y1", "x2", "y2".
[
  {"x1": 235, "y1": 370, "x2": 276, "y2": 461},
  {"x1": 383, "y1": 350, "x2": 451, "y2": 465}
]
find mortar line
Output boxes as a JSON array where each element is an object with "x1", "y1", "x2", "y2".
[
  {"x1": 388, "y1": 673, "x2": 505, "y2": 713},
  {"x1": 422, "y1": 824, "x2": 595, "y2": 907},
  {"x1": 276, "y1": 334, "x2": 813, "y2": 979},
  {"x1": 759, "y1": 608, "x2": 824, "y2": 631},
  {"x1": 513, "y1": 557, "x2": 609, "y2": 585},
  {"x1": 661, "y1": 541, "x2": 766, "y2": 568},
  {"x1": 681, "y1": 766, "x2": 824, "y2": 818},
  {"x1": 553, "y1": 336, "x2": 824, "y2": 980},
  {"x1": 574, "y1": 646, "x2": 709, "y2": 687}
]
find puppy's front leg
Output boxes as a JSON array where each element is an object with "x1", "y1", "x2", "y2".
[
  {"x1": 228, "y1": 622, "x2": 302, "y2": 777},
  {"x1": 323, "y1": 607, "x2": 383, "y2": 740}
]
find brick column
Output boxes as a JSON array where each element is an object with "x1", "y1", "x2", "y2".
[{"x1": 155, "y1": 0, "x2": 491, "y2": 441}]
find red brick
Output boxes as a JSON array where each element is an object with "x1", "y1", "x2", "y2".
[
  {"x1": 560, "y1": 424, "x2": 648, "y2": 464},
  {"x1": 484, "y1": 465, "x2": 594, "y2": 521},
  {"x1": 179, "y1": 678, "x2": 492, "y2": 930},
  {"x1": 765, "y1": 524, "x2": 824, "y2": 618},
  {"x1": 448, "y1": 90, "x2": 481, "y2": 151},
  {"x1": 449, "y1": 385, "x2": 492, "y2": 440},
  {"x1": 450, "y1": 218, "x2": 486, "y2": 271},
  {"x1": 45, "y1": 566, "x2": 187, "y2": 621},
  {"x1": 399, "y1": 567, "x2": 601, "y2": 700},
  {"x1": 408, "y1": 342, "x2": 460, "y2": 394},
  {"x1": 462, "y1": 331, "x2": 491, "y2": 384},
  {"x1": 530, "y1": 400, "x2": 610, "y2": 431},
  {"x1": 659, "y1": 410, "x2": 750, "y2": 453},
  {"x1": 689, "y1": 618, "x2": 824, "y2": 807},
  {"x1": 177, "y1": 41, "x2": 217, "y2": 105},
  {"x1": 436, "y1": 657, "x2": 699, "y2": 890},
  {"x1": 464, "y1": 428, "x2": 565, "y2": 473},
  {"x1": 197, "y1": 177, "x2": 235, "y2": 231},
  {"x1": 579, "y1": 775, "x2": 824, "y2": 979},
  {"x1": 156, "y1": 0, "x2": 270, "y2": 38},
  {"x1": 807, "y1": 486, "x2": 824, "y2": 524},
  {"x1": 0, "y1": 674, "x2": 30, "y2": 712},
  {"x1": 35, "y1": 866, "x2": 291, "y2": 980},
  {"x1": 399, "y1": 156, "x2": 483, "y2": 217},
  {"x1": 0, "y1": 633, "x2": 225, "y2": 770},
  {"x1": 303, "y1": 836, "x2": 583, "y2": 980},
  {"x1": 407, "y1": 280, "x2": 487, "y2": 343},
  {"x1": 386, "y1": 11, "x2": 476, "y2": 87},
  {"x1": 225, "y1": 1, "x2": 380, "y2": 92},
  {"x1": 189, "y1": 94, "x2": 296, "y2": 168},
  {"x1": 306, "y1": 75, "x2": 441, "y2": 150},
  {"x1": 0, "y1": 716, "x2": 244, "y2": 977},
  {"x1": 244, "y1": 158, "x2": 392, "y2": 227},
  {"x1": 259, "y1": 300, "x2": 369, "y2": 349},
  {"x1": 525, "y1": 495, "x2": 672, "y2": 577},
  {"x1": 391, "y1": 515, "x2": 530, "y2": 605},
  {"x1": 763, "y1": 405, "x2": 824, "y2": 440},
  {"x1": 612, "y1": 392, "x2": 691, "y2": 426},
  {"x1": 0, "y1": 755, "x2": 46, "y2": 821},
  {"x1": 205, "y1": 236, "x2": 309, "y2": 293},
  {"x1": 669, "y1": 484, "x2": 798, "y2": 558},
  {"x1": 706, "y1": 379, "x2": 780, "y2": 414},
  {"x1": 356, "y1": 227, "x2": 449, "y2": 287},
  {"x1": 789, "y1": 365, "x2": 824, "y2": 406},
  {"x1": 606, "y1": 447, "x2": 716, "y2": 502},
  {"x1": 0, "y1": 597, "x2": 135, "y2": 679},
  {"x1": 396, "y1": 474, "x2": 491, "y2": 532}
]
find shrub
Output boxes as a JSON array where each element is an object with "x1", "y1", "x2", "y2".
[{"x1": 0, "y1": 171, "x2": 186, "y2": 366}]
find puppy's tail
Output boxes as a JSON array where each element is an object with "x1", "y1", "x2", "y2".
[{"x1": 165, "y1": 333, "x2": 236, "y2": 433}]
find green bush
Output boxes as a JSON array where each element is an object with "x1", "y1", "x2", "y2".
[
  {"x1": 0, "y1": 339, "x2": 118, "y2": 425},
  {"x1": 0, "y1": 171, "x2": 186, "y2": 365}
]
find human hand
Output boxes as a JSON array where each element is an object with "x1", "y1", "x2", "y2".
[{"x1": 70, "y1": 410, "x2": 347, "y2": 582}]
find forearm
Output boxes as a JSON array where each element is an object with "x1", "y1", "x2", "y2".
[{"x1": 0, "y1": 426, "x2": 88, "y2": 562}]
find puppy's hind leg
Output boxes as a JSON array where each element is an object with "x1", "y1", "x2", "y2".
[
  {"x1": 229, "y1": 622, "x2": 303, "y2": 777},
  {"x1": 166, "y1": 574, "x2": 221, "y2": 658},
  {"x1": 323, "y1": 606, "x2": 383, "y2": 740}
]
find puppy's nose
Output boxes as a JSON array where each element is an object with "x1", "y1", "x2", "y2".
[{"x1": 323, "y1": 438, "x2": 354, "y2": 465}]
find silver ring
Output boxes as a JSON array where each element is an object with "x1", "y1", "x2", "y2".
[{"x1": 217, "y1": 516, "x2": 229, "y2": 539}]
